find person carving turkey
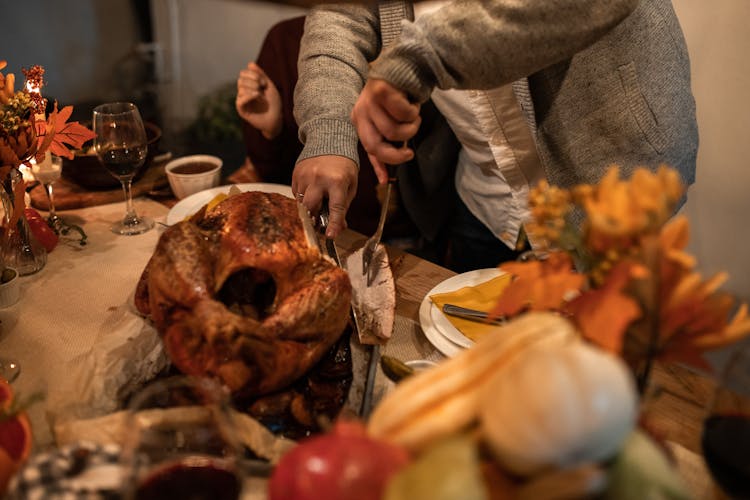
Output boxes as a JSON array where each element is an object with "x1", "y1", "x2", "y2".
[{"x1": 134, "y1": 191, "x2": 352, "y2": 399}]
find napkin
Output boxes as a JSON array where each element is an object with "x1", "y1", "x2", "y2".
[{"x1": 429, "y1": 274, "x2": 512, "y2": 341}]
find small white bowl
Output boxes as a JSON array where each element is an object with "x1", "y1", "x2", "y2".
[
  {"x1": 165, "y1": 154, "x2": 222, "y2": 200},
  {"x1": 405, "y1": 359, "x2": 439, "y2": 372},
  {"x1": 0, "y1": 268, "x2": 21, "y2": 308}
]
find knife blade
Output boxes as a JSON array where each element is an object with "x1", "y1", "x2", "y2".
[
  {"x1": 316, "y1": 202, "x2": 366, "y2": 347},
  {"x1": 360, "y1": 344, "x2": 380, "y2": 418},
  {"x1": 362, "y1": 163, "x2": 398, "y2": 286},
  {"x1": 316, "y1": 202, "x2": 379, "y2": 417},
  {"x1": 297, "y1": 198, "x2": 325, "y2": 255}
]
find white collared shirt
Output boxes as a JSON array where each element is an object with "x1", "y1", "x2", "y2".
[
  {"x1": 429, "y1": 85, "x2": 545, "y2": 249},
  {"x1": 414, "y1": 1, "x2": 546, "y2": 250}
]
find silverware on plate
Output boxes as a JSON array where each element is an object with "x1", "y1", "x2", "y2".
[{"x1": 441, "y1": 303, "x2": 506, "y2": 326}]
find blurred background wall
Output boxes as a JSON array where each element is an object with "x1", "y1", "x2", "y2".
[
  {"x1": 2, "y1": 0, "x2": 749, "y2": 305},
  {"x1": 672, "y1": 0, "x2": 750, "y2": 306},
  {"x1": 2, "y1": 0, "x2": 305, "y2": 173},
  {"x1": 1, "y1": 0, "x2": 145, "y2": 106}
]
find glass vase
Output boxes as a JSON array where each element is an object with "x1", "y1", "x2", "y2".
[{"x1": 1, "y1": 167, "x2": 46, "y2": 276}]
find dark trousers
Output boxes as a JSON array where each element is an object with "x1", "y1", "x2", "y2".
[{"x1": 444, "y1": 196, "x2": 528, "y2": 273}]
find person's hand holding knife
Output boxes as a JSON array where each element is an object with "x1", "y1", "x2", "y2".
[
  {"x1": 293, "y1": 78, "x2": 421, "y2": 240},
  {"x1": 350, "y1": 78, "x2": 421, "y2": 183}
]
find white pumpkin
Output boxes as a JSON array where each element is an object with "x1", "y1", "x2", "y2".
[{"x1": 479, "y1": 341, "x2": 638, "y2": 477}]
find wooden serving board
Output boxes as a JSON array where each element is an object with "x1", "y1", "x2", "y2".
[{"x1": 29, "y1": 161, "x2": 170, "y2": 210}]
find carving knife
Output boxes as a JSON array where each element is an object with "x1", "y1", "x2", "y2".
[
  {"x1": 315, "y1": 202, "x2": 378, "y2": 417},
  {"x1": 315, "y1": 203, "x2": 366, "y2": 349},
  {"x1": 325, "y1": 236, "x2": 378, "y2": 418}
]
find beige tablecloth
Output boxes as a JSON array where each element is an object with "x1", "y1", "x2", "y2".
[{"x1": 0, "y1": 198, "x2": 172, "y2": 449}]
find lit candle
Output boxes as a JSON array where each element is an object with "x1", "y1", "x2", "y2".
[
  {"x1": 19, "y1": 160, "x2": 36, "y2": 183},
  {"x1": 25, "y1": 79, "x2": 47, "y2": 125},
  {"x1": 29, "y1": 151, "x2": 62, "y2": 184}
]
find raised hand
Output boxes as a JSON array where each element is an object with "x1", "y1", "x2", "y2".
[
  {"x1": 235, "y1": 62, "x2": 283, "y2": 140},
  {"x1": 351, "y1": 78, "x2": 420, "y2": 183}
]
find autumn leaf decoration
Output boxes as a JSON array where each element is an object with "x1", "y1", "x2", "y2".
[
  {"x1": 2, "y1": 62, "x2": 95, "y2": 165},
  {"x1": 1, "y1": 60, "x2": 96, "y2": 241},
  {"x1": 495, "y1": 166, "x2": 750, "y2": 376},
  {"x1": 36, "y1": 104, "x2": 96, "y2": 160},
  {"x1": 653, "y1": 215, "x2": 750, "y2": 370},
  {"x1": 491, "y1": 252, "x2": 585, "y2": 318},
  {"x1": 564, "y1": 260, "x2": 642, "y2": 354}
]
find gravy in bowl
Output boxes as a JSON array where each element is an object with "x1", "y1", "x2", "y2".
[{"x1": 170, "y1": 162, "x2": 217, "y2": 175}]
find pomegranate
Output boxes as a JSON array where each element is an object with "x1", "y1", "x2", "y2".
[
  {"x1": 268, "y1": 419, "x2": 410, "y2": 500},
  {"x1": 0, "y1": 379, "x2": 32, "y2": 496}
]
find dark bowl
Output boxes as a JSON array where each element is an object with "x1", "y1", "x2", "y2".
[{"x1": 61, "y1": 122, "x2": 162, "y2": 190}]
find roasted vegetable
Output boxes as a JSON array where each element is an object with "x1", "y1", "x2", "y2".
[{"x1": 368, "y1": 312, "x2": 578, "y2": 452}]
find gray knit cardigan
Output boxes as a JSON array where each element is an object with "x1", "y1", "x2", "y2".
[{"x1": 295, "y1": 0, "x2": 698, "y2": 193}]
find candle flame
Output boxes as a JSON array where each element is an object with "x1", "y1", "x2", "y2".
[{"x1": 25, "y1": 80, "x2": 40, "y2": 94}]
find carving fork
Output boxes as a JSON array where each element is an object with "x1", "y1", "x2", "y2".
[{"x1": 361, "y1": 164, "x2": 397, "y2": 286}]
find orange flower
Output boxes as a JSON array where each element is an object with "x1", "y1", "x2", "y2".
[
  {"x1": 573, "y1": 166, "x2": 684, "y2": 255},
  {"x1": 526, "y1": 180, "x2": 572, "y2": 246},
  {"x1": 0, "y1": 60, "x2": 14, "y2": 105},
  {"x1": 497, "y1": 165, "x2": 750, "y2": 376},
  {"x1": 649, "y1": 214, "x2": 750, "y2": 368},
  {"x1": 657, "y1": 270, "x2": 750, "y2": 366},
  {"x1": 565, "y1": 261, "x2": 642, "y2": 353},
  {"x1": 658, "y1": 216, "x2": 695, "y2": 299},
  {"x1": 491, "y1": 251, "x2": 585, "y2": 317}
]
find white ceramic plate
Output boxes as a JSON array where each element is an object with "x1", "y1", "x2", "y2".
[
  {"x1": 165, "y1": 183, "x2": 293, "y2": 226},
  {"x1": 419, "y1": 268, "x2": 503, "y2": 356},
  {"x1": 418, "y1": 296, "x2": 464, "y2": 358}
]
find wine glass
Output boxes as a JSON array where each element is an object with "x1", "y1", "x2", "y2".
[
  {"x1": 92, "y1": 102, "x2": 154, "y2": 235},
  {"x1": 30, "y1": 152, "x2": 63, "y2": 229},
  {"x1": 120, "y1": 376, "x2": 244, "y2": 500},
  {"x1": 701, "y1": 344, "x2": 750, "y2": 499}
]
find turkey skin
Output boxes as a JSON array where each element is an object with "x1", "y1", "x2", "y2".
[{"x1": 135, "y1": 191, "x2": 352, "y2": 398}]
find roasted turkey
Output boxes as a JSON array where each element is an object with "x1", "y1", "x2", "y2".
[{"x1": 135, "y1": 191, "x2": 352, "y2": 399}]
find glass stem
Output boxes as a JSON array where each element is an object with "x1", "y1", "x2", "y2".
[
  {"x1": 121, "y1": 178, "x2": 139, "y2": 225},
  {"x1": 45, "y1": 183, "x2": 57, "y2": 218}
]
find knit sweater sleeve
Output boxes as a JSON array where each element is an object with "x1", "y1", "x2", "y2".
[
  {"x1": 368, "y1": 0, "x2": 640, "y2": 102},
  {"x1": 293, "y1": 4, "x2": 381, "y2": 166}
]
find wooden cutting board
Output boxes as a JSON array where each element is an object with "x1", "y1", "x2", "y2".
[{"x1": 29, "y1": 161, "x2": 170, "y2": 211}]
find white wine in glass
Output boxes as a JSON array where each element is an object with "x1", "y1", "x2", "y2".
[{"x1": 92, "y1": 102, "x2": 154, "y2": 235}]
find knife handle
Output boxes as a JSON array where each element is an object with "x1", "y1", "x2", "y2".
[
  {"x1": 384, "y1": 140, "x2": 406, "y2": 184},
  {"x1": 386, "y1": 163, "x2": 398, "y2": 184}
]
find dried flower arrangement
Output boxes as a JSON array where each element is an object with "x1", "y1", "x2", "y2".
[
  {"x1": 491, "y1": 165, "x2": 750, "y2": 391},
  {"x1": 0, "y1": 60, "x2": 95, "y2": 275}
]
